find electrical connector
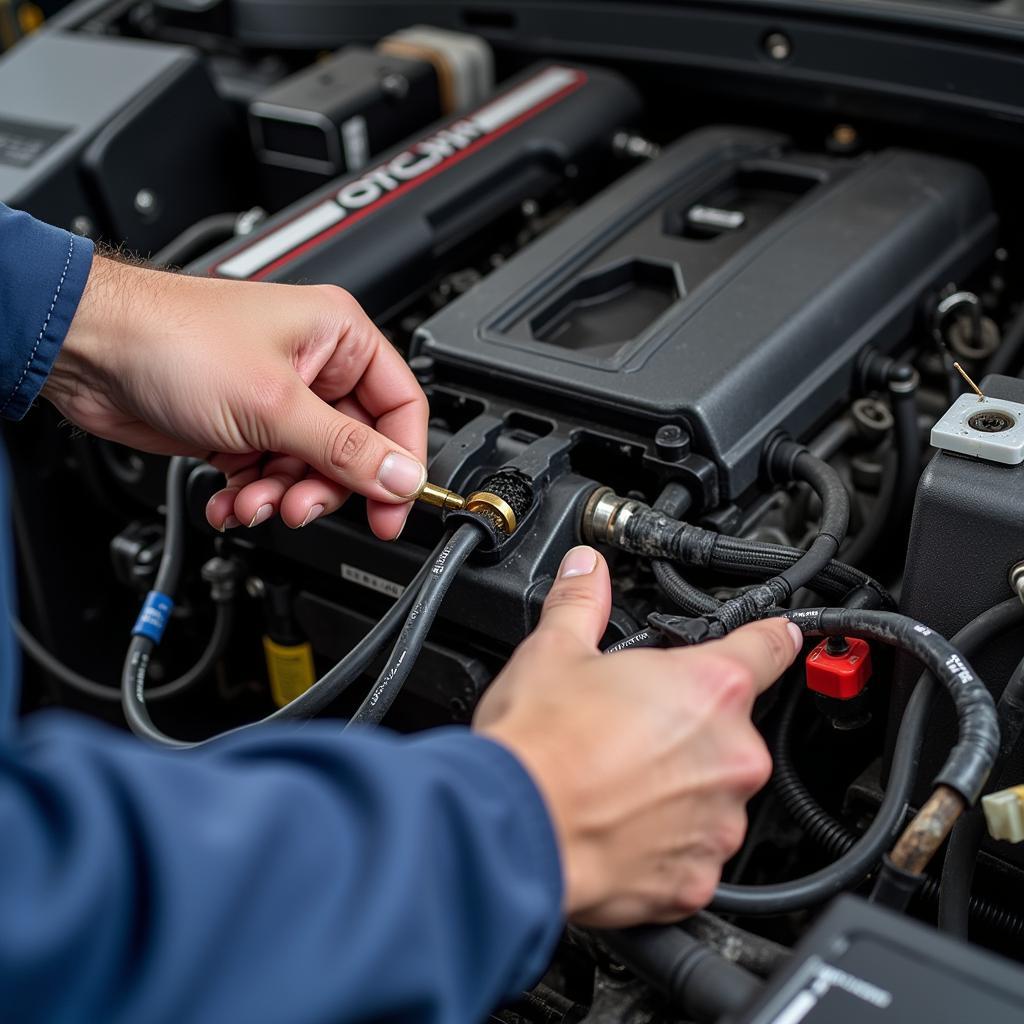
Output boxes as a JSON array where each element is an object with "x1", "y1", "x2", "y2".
[
  {"x1": 981, "y1": 786, "x2": 1024, "y2": 843},
  {"x1": 805, "y1": 636, "x2": 872, "y2": 700}
]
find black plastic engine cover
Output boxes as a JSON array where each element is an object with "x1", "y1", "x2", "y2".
[
  {"x1": 195, "y1": 62, "x2": 642, "y2": 319},
  {"x1": 413, "y1": 127, "x2": 995, "y2": 499}
]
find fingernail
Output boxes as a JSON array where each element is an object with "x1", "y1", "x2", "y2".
[
  {"x1": 786, "y1": 622, "x2": 804, "y2": 654},
  {"x1": 248, "y1": 504, "x2": 273, "y2": 528},
  {"x1": 378, "y1": 452, "x2": 426, "y2": 499},
  {"x1": 299, "y1": 503, "x2": 324, "y2": 528},
  {"x1": 559, "y1": 546, "x2": 597, "y2": 579},
  {"x1": 223, "y1": 515, "x2": 240, "y2": 530}
]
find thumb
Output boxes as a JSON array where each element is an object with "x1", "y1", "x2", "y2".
[
  {"x1": 273, "y1": 385, "x2": 426, "y2": 503},
  {"x1": 534, "y1": 546, "x2": 612, "y2": 651}
]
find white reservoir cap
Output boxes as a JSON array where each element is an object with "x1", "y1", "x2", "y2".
[{"x1": 930, "y1": 393, "x2": 1024, "y2": 466}]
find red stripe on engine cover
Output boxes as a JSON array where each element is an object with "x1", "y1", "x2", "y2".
[{"x1": 210, "y1": 68, "x2": 588, "y2": 282}]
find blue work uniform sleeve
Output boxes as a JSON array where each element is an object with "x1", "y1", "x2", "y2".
[
  {"x1": 0, "y1": 202, "x2": 94, "y2": 420},
  {"x1": 0, "y1": 714, "x2": 564, "y2": 1023},
  {"x1": 0, "y1": 203, "x2": 564, "y2": 1020}
]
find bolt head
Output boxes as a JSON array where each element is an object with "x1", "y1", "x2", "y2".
[
  {"x1": 764, "y1": 31, "x2": 792, "y2": 61},
  {"x1": 246, "y1": 576, "x2": 266, "y2": 599},
  {"x1": 134, "y1": 189, "x2": 159, "y2": 219}
]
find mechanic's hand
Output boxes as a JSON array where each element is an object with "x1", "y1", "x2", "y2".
[
  {"x1": 474, "y1": 546, "x2": 801, "y2": 927},
  {"x1": 44, "y1": 255, "x2": 428, "y2": 540}
]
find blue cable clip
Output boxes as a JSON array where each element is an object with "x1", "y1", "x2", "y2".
[{"x1": 132, "y1": 591, "x2": 174, "y2": 644}]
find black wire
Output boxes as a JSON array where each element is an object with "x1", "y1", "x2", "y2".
[
  {"x1": 714, "y1": 600, "x2": 1014, "y2": 916},
  {"x1": 939, "y1": 645, "x2": 1024, "y2": 938},
  {"x1": 345, "y1": 525, "x2": 483, "y2": 728},
  {"x1": 14, "y1": 603, "x2": 232, "y2": 702},
  {"x1": 122, "y1": 457, "x2": 471, "y2": 746}
]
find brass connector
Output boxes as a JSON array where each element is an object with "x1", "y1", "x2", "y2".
[
  {"x1": 413, "y1": 482, "x2": 518, "y2": 534},
  {"x1": 465, "y1": 491, "x2": 517, "y2": 534},
  {"x1": 416, "y1": 481, "x2": 467, "y2": 512}
]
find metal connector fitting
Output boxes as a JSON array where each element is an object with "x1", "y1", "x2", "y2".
[
  {"x1": 1009, "y1": 561, "x2": 1024, "y2": 605},
  {"x1": 465, "y1": 491, "x2": 517, "y2": 534},
  {"x1": 416, "y1": 481, "x2": 467, "y2": 512},
  {"x1": 582, "y1": 487, "x2": 645, "y2": 546}
]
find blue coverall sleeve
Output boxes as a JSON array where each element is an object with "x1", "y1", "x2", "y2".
[
  {"x1": 0, "y1": 717, "x2": 564, "y2": 1024},
  {"x1": 0, "y1": 203, "x2": 565, "y2": 1022},
  {"x1": 0, "y1": 201, "x2": 94, "y2": 420}
]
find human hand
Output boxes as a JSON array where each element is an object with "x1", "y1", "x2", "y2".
[
  {"x1": 44, "y1": 256, "x2": 428, "y2": 540},
  {"x1": 474, "y1": 546, "x2": 801, "y2": 927}
]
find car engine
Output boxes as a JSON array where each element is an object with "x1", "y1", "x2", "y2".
[{"x1": 7, "y1": 1, "x2": 1024, "y2": 1020}]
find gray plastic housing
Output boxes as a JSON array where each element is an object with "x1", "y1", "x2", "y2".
[
  {"x1": 892, "y1": 374, "x2": 1024, "y2": 868},
  {"x1": 413, "y1": 127, "x2": 995, "y2": 498}
]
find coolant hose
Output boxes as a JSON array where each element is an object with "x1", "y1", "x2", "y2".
[
  {"x1": 711, "y1": 606, "x2": 999, "y2": 914},
  {"x1": 650, "y1": 483, "x2": 720, "y2": 615},
  {"x1": 764, "y1": 440, "x2": 850, "y2": 596},
  {"x1": 939, "y1": 644, "x2": 1024, "y2": 938},
  {"x1": 772, "y1": 599, "x2": 1024, "y2": 931},
  {"x1": 599, "y1": 925, "x2": 762, "y2": 1022}
]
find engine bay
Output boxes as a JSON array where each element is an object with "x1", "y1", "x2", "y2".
[{"x1": 9, "y1": 1, "x2": 1024, "y2": 1020}]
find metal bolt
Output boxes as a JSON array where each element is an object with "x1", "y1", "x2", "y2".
[
  {"x1": 764, "y1": 31, "x2": 792, "y2": 61},
  {"x1": 70, "y1": 215, "x2": 95, "y2": 238},
  {"x1": 134, "y1": 189, "x2": 159, "y2": 218},
  {"x1": 1010, "y1": 561, "x2": 1024, "y2": 604},
  {"x1": 245, "y1": 576, "x2": 266, "y2": 599},
  {"x1": 655, "y1": 423, "x2": 690, "y2": 461},
  {"x1": 408, "y1": 355, "x2": 435, "y2": 385},
  {"x1": 380, "y1": 73, "x2": 409, "y2": 100},
  {"x1": 612, "y1": 131, "x2": 660, "y2": 161}
]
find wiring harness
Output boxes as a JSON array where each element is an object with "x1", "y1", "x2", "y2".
[{"x1": 120, "y1": 457, "x2": 484, "y2": 748}]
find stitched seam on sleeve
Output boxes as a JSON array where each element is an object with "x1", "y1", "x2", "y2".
[{"x1": 0, "y1": 235, "x2": 75, "y2": 416}]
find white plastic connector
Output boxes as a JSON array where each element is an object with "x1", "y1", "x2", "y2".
[
  {"x1": 930, "y1": 393, "x2": 1024, "y2": 465},
  {"x1": 981, "y1": 786, "x2": 1024, "y2": 843}
]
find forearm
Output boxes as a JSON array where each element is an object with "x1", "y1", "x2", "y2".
[
  {"x1": 0, "y1": 713, "x2": 563, "y2": 1024},
  {"x1": 0, "y1": 203, "x2": 94, "y2": 420}
]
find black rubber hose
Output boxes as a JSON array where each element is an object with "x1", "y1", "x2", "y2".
[
  {"x1": 887, "y1": 365, "x2": 921, "y2": 528},
  {"x1": 616, "y1": 508, "x2": 891, "y2": 610},
  {"x1": 985, "y1": 302, "x2": 1024, "y2": 378},
  {"x1": 775, "y1": 660, "x2": 1024, "y2": 932},
  {"x1": 712, "y1": 606, "x2": 999, "y2": 915},
  {"x1": 939, "y1": 647, "x2": 1024, "y2": 938},
  {"x1": 773, "y1": 447, "x2": 851, "y2": 595},
  {"x1": 122, "y1": 457, "x2": 467, "y2": 746},
  {"x1": 345, "y1": 524, "x2": 483, "y2": 727},
  {"x1": 682, "y1": 912, "x2": 791, "y2": 977},
  {"x1": 14, "y1": 604, "x2": 232, "y2": 702},
  {"x1": 651, "y1": 484, "x2": 719, "y2": 616},
  {"x1": 599, "y1": 926, "x2": 762, "y2": 1023},
  {"x1": 151, "y1": 212, "x2": 240, "y2": 267}
]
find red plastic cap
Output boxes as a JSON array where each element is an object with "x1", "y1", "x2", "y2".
[{"x1": 805, "y1": 637, "x2": 872, "y2": 700}]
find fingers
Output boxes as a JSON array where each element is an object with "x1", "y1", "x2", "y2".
[
  {"x1": 681, "y1": 618, "x2": 801, "y2": 700},
  {"x1": 303, "y1": 287, "x2": 429, "y2": 512},
  {"x1": 533, "y1": 546, "x2": 612, "y2": 651},
  {"x1": 269, "y1": 385, "x2": 427, "y2": 508}
]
